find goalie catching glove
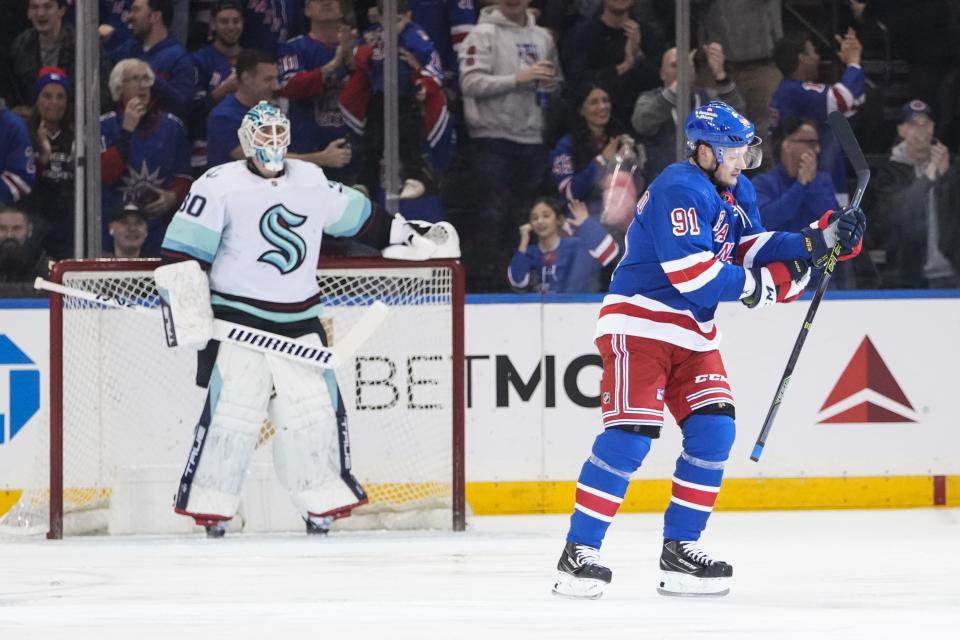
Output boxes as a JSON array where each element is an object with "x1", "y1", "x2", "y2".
[
  {"x1": 801, "y1": 206, "x2": 866, "y2": 268},
  {"x1": 382, "y1": 213, "x2": 461, "y2": 260},
  {"x1": 154, "y1": 260, "x2": 214, "y2": 348},
  {"x1": 741, "y1": 259, "x2": 811, "y2": 309}
]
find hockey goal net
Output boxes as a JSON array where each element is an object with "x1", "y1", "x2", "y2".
[{"x1": 2, "y1": 257, "x2": 464, "y2": 538}]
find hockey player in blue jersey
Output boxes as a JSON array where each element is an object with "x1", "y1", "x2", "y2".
[{"x1": 552, "y1": 101, "x2": 866, "y2": 599}]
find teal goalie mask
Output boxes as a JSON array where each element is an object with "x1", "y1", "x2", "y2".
[{"x1": 239, "y1": 101, "x2": 290, "y2": 172}]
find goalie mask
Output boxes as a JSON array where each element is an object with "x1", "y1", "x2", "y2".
[{"x1": 239, "y1": 101, "x2": 290, "y2": 172}]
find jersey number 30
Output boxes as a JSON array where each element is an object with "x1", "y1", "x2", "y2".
[{"x1": 671, "y1": 207, "x2": 700, "y2": 236}]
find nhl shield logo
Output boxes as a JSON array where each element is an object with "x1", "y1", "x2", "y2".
[{"x1": 602, "y1": 392, "x2": 611, "y2": 405}]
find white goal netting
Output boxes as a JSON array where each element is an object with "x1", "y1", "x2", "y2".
[{"x1": 0, "y1": 259, "x2": 463, "y2": 536}]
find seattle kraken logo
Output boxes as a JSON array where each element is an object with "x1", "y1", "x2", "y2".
[{"x1": 258, "y1": 204, "x2": 307, "y2": 274}]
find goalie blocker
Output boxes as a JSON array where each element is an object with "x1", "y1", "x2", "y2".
[{"x1": 155, "y1": 261, "x2": 214, "y2": 348}]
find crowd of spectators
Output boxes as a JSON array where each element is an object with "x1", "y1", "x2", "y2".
[{"x1": 1, "y1": 0, "x2": 959, "y2": 295}]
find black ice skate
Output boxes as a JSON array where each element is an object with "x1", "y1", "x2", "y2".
[
  {"x1": 658, "y1": 539, "x2": 733, "y2": 597},
  {"x1": 304, "y1": 515, "x2": 333, "y2": 535},
  {"x1": 204, "y1": 523, "x2": 226, "y2": 539},
  {"x1": 551, "y1": 541, "x2": 612, "y2": 599}
]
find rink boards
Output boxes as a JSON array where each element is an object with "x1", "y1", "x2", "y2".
[{"x1": 1, "y1": 292, "x2": 958, "y2": 517}]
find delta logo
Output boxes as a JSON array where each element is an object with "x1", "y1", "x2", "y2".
[{"x1": 817, "y1": 336, "x2": 916, "y2": 424}]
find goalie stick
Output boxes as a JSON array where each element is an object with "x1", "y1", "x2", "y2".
[
  {"x1": 750, "y1": 111, "x2": 871, "y2": 462},
  {"x1": 34, "y1": 277, "x2": 389, "y2": 370}
]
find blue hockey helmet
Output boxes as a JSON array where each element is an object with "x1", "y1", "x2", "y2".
[{"x1": 684, "y1": 101, "x2": 762, "y2": 169}]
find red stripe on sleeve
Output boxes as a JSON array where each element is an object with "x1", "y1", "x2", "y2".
[{"x1": 665, "y1": 257, "x2": 716, "y2": 285}]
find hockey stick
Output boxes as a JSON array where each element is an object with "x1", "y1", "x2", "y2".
[
  {"x1": 750, "y1": 111, "x2": 870, "y2": 462},
  {"x1": 34, "y1": 277, "x2": 388, "y2": 370}
]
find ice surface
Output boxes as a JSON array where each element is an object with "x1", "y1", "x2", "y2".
[{"x1": 1, "y1": 509, "x2": 958, "y2": 639}]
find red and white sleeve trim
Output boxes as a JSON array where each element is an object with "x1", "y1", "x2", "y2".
[
  {"x1": 589, "y1": 235, "x2": 618, "y2": 266},
  {"x1": 1, "y1": 171, "x2": 31, "y2": 201},
  {"x1": 661, "y1": 250, "x2": 722, "y2": 293},
  {"x1": 736, "y1": 232, "x2": 775, "y2": 268}
]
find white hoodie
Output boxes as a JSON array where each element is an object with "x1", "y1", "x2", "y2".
[{"x1": 458, "y1": 6, "x2": 561, "y2": 145}]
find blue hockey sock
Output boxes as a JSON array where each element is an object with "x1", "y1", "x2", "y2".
[
  {"x1": 567, "y1": 429, "x2": 651, "y2": 549},
  {"x1": 663, "y1": 412, "x2": 735, "y2": 541}
]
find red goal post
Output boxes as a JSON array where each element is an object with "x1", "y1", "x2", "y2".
[{"x1": 40, "y1": 257, "x2": 465, "y2": 538}]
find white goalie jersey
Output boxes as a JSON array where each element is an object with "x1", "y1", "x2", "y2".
[{"x1": 160, "y1": 159, "x2": 371, "y2": 323}]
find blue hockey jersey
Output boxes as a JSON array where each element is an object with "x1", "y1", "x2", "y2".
[
  {"x1": 598, "y1": 162, "x2": 807, "y2": 351},
  {"x1": 240, "y1": 0, "x2": 305, "y2": 54},
  {"x1": 752, "y1": 164, "x2": 838, "y2": 232},
  {"x1": 0, "y1": 108, "x2": 35, "y2": 205},
  {"x1": 367, "y1": 22, "x2": 444, "y2": 95},
  {"x1": 409, "y1": 0, "x2": 477, "y2": 85},
  {"x1": 508, "y1": 216, "x2": 618, "y2": 293},
  {"x1": 278, "y1": 35, "x2": 351, "y2": 154},
  {"x1": 770, "y1": 65, "x2": 865, "y2": 200}
]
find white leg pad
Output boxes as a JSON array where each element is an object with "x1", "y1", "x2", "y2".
[
  {"x1": 179, "y1": 342, "x2": 272, "y2": 519},
  {"x1": 267, "y1": 335, "x2": 361, "y2": 516},
  {"x1": 657, "y1": 571, "x2": 731, "y2": 597}
]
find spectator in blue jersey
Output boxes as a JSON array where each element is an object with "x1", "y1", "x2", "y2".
[
  {"x1": 770, "y1": 29, "x2": 865, "y2": 205},
  {"x1": 867, "y1": 100, "x2": 960, "y2": 289},
  {"x1": 208, "y1": 48, "x2": 349, "y2": 171},
  {"x1": 550, "y1": 81, "x2": 641, "y2": 234},
  {"x1": 10, "y1": 0, "x2": 109, "y2": 112},
  {"x1": 108, "y1": 0, "x2": 196, "y2": 122},
  {"x1": 191, "y1": 0, "x2": 244, "y2": 173},
  {"x1": 22, "y1": 67, "x2": 75, "y2": 259},
  {"x1": 408, "y1": 0, "x2": 477, "y2": 89},
  {"x1": 278, "y1": 0, "x2": 357, "y2": 182},
  {"x1": 631, "y1": 44, "x2": 745, "y2": 180},
  {"x1": 509, "y1": 197, "x2": 618, "y2": 293},
  {"x1": 754, "y1": 118, "x2": 837, "y2": 232},
  {"x1": 457, "y1": 0, "x2": 560, "y2": 292},
  {"x1": 207, "y1": 49, "x2": 280, "y2": 168},
  {"x1": 753, "y1": 116, "x2": 854, "y2": 288},
  {"x1": 561, "y1": 0, "x2": 662, "y2": 137},
  {"x1": 240, "y1": 0, "x2": 306, "y2": 55},
  {"x1": 342, "y1": 0, "x2": 448, "y2": 200},
  {"x1": 100, "y1": 0, "x2": 190, "y2": 55},
  {"x1": 100, "y1": 59, "x2": 190, "y2": 257},
  {"x1": 0, "y1": 101, "x2": 36, "y2": 207}
]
